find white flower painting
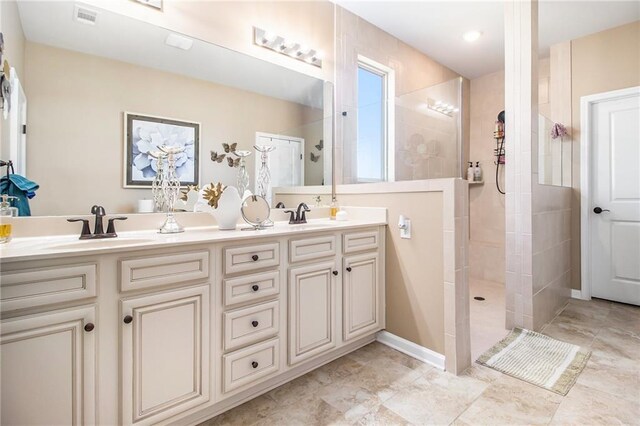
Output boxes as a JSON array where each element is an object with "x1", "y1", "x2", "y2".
[{"x1": 124, "y1": 113, "x2": 200, "y2": 187}]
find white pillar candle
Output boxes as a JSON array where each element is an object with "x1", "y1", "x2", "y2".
[{"x1": 137, "y1": 199, "x2": 155, "y2": 213}]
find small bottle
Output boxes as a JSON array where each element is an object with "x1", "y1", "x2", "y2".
[
  {"x1": 474, "y1": 162, "x2": 482, "y2": 182},
  {"x1": 467, "y1": 162, "x2": 474, "y2": 181},
  {"x1": 329, "y1": 198, "x2": 338, "y2": 220},
  {"x1": 0, "y1": 195, "x2": 19, "y2": 244}
]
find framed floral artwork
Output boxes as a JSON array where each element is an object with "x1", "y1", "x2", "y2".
[{"x1": 123, "y1": 113, "x2": 200, "y2": 188}]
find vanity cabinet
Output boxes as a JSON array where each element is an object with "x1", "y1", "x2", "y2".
[
  {"x1": 288, "y1": 260, "x2": 338, "y2": 365},
  {"x1": 0, "y1": 305, "x2": 97, "y2": 425},
  {"x1": 0, "y1": 224, "x2": 385, "y2": 425},
  {"x1": 120, "y1": 284, "x2": 210, "y2": 426}
]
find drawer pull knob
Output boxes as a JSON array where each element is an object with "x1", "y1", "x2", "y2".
[
  {"x1": 251, "y1": 361, "x2": 259, "y2": 369},
  {"x1": 123, "y1": 315, "x2": 133, "y2": 324},
  {"x1": 251, "y1": 254, "x2": 259, "y2": 261},
  {"x1": 332, "y1": 270, "x2": 338, "y2": 276},
  {"x1": 84, "y1": 323, "x2": 95, "y2": 332},
  {"x1": 251, "y1": 320, "x2": 259, "y2": 328},
  {"x1": 252, "y1": 284, "x2": 260, "y2": 292},
  {"x1": 346, "y1": 267, "x2": 352, "y2": 272}
]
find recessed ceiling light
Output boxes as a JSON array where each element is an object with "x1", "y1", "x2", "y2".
[{"x1": 463, "y1": 31, "x2": 482, "y2": 42}]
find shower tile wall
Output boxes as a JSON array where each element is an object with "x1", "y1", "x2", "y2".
[{"x1": 469, "y1": 70, "x2": 506, "y2": 284}]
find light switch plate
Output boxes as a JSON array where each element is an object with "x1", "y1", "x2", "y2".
[{"x1": 400, "y1": 219, "x2": 411, "y2": 239}]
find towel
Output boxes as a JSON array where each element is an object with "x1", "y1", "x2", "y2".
[{"x1": 0, "y1": 174, "x2": 39, "y2": 216}]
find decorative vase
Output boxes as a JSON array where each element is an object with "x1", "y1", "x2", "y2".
[
  {"x1": 234, "y1": 150, "x2": 252, "y2": 198},
  {"x1": 213, "y1": 186, "x2": 242, "y2": 230}
]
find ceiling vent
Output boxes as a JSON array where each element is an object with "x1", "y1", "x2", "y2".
[{"x1": 73, "y1": 5, "x2": 98, "y2": 26}]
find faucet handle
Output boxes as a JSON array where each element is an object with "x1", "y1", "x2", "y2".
[
  {"x1": 106, "y1": 217, "x2": 127, "y2": 235},
  {"x1": 67, "y1": 218, "x2": 92, "y2": 239},
  {"x1": 283, "y1": 210, "x2": 296, "y2": 224}
]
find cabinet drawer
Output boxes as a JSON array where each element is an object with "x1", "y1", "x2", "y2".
[
  {"x1": 224, "y1": 300, "x2": 279, "y2": 351},
  {"x1": 224, "y1": 270, "x2": 280, "y2": 307},
  {"x1": 120, "y1": 250, "x2": 209, "y2": 292},
  {"x1": 224, "y1": 242, "x2": 279, "y2": 275},
  {"x1": 343, "y1": 229, "x2": 379, "y2": 254},
  {"x1": 289, "y1": 235, "x2": 337, "y2": 263},
  {"x1": 223, "y1": 338, "x2": 280, "y2": 393},
  {"x1": 1, "y1": 264, "x2": 97, "y2": 312}
]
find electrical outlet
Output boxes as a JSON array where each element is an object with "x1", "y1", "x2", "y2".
[{"x1": 400, "y1": 218, "x2": 411, "y2": 239}]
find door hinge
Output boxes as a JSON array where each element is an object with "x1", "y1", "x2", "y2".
[
  {"x1": 300, "y1": 154, "x2": 303, "y2": 160},
  {"x1": 22, "y1": 124, "x2": 27, "y2": 135}
]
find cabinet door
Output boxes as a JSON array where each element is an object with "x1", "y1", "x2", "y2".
[
  {"x1": 1, "y1": 305, "x2": 96, "y2": 425},
  {"x1": 121, "y1": 285, "x2": 210, "y2": 425},
  {"x1": 288, "y1": 261, "x2": 336, "y2": 365},
  {"x1": 343, "y1": 253, "x2": 381, "y2": 341}
]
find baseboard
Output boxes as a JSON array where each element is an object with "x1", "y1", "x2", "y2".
[
  {"x1": 376, "y1": 330, "x2": 445, "y2": 370},
  {"x1": 571, "y1": 289, "x2": 585, "y2": 300}
]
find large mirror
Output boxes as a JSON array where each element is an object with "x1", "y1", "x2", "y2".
[{"x1": 0, "y1": 1, "x2": 332, "y2": 216}]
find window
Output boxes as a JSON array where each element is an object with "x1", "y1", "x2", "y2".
[{"x1": 356, "y1": 56, "x2": 394, "y2": 182}]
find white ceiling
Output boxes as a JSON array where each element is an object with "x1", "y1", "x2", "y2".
[
  {"x1": 335, "y1": 0, "x2": 640, "y2": 79},
  {"x1": 17, "y1": 1, "x2": 325, "y2": 108}
]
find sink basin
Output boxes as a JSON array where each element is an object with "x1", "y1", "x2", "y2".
[{"x1": 48, "y1": 238, "x2": 156, "y2": 250}]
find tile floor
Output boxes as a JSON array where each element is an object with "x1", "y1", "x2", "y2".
[
  {"x1": 468, "y1": 279, "x2": 510, "y2": 360},
  {"x1": 202, "y1": 298, "x2": 640, "y2": 425}
]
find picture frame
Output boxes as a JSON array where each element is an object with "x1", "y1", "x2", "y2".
[{"x1": 123, "y1": 112, "x2": 200, "y2": 188}]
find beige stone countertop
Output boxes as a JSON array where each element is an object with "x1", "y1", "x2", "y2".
[{"x1": 0, "y1": 218, "x2": 387, "y2": 263}]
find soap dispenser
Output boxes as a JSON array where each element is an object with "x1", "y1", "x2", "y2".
[
  {"x1": 0, "y1": 194, "x2": 19, "y2": 244},
  {"x1": 467, "y1": 162, "x2": 474, "y2": 181},
  {"x1": 474, "y1": 162, "x2": 483, "y2": 182}
]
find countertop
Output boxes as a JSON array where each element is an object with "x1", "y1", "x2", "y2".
[{"x1": 0, "y1": 218, "x2": 387, "y2": 262}]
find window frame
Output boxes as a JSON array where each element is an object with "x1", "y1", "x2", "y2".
[{"x1": 356, "y1": 55, "x2": 395, "y2": 183}]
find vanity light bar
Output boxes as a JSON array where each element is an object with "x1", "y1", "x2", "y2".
[
  {"x1": 253, "y1": 27, "x2": 323, "y2": 68},
  {"x1": 426, "y1": 98, "x2": 459, "y2": 117}
]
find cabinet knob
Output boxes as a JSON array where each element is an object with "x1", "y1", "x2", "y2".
[
  {"x1": 252, "y1": 284, "x2": 260, "y2": 292},
  {"x1": 123, "y1": 315, "x2": 133, "y2": 324},
  {"x1": 346, "y1": 267, "x2": 352, "y2": 272},
  {"x1": 251, "y1": 320, "x2": 259, "y2": 328},
  {"x1": 332, "y1": 270, "x2": 338, "y2": 276},
  {"x1": 251, "y1": 254, "x2": 259, "y2": 261},
  {"x1": 251, "y1": 361, "x2": 259, "y2": 369},
  {"x1": 84, "y1": 323, "x2": 95, "y2": 332}
]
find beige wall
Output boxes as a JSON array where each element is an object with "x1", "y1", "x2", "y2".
[
  {"x1": 570, "y1": 21, "x2": 640, "y2": 290},
  {"x1": 0, "y1": 0, "x2": 26, "y2": 160},
  {"x1": 276, "y1": 190, "x2": 446, "y2": 355},
  {"x1": 334, "y1": 6, "x2": 468, "y2": 184},
  {"x1": 24, "y1": 42, "x2": 320, "y2": 216},
  {"x1": 82, "y1": 0, "x2": 335, "y2": 83}
]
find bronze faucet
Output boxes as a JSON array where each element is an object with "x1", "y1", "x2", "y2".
[{"x1": 68, "y1": 205, "x2": 127, "y2": 239}]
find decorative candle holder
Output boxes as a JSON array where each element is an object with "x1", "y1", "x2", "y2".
[
  {"x1": 234, "y1": 150, "x2": 252, "y2": 198},
  {"x1": 149, "y1": 150, "x2": 167, "y2": 212},
  {"x1": 158, "y1": 145, "x2": 185, "y2": 234},
  {"x1": 254, "y1": 145, "x2": 276, "y2": 200}
]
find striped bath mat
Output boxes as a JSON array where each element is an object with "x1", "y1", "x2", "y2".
[{"x1": 477, "y1": 328, "x2": 591, "y2": 395}]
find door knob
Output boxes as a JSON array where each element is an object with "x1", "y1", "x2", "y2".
[
  {"x1": 84, "y1": 323, "x2": 95, "y2": 332},
  {"x1": 251, "y1": 254, "x2": 259, "y2": 261},
  {"x1": 332, "y1": 270, "x2": 338, "y2": 276},
  {"x1": 123, "y1": 315, "x2": 133, "y2": 324},
  {"x1": 593, "y1": 207, "x2": 610, "y2": 214},
  {"x1": 252, "y1": 284, "x2": 260, "y2": 292},
  {"x1": 251, "y1": 320, "x2": 259, "y2": 327},
  {"x1": 251, "y1": 361, "x2": 259, "y2": 369},
  {"x1": 346, "y1": 267, "x2": 352, "y2": 272}
]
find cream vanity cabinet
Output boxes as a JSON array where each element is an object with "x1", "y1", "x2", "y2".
[
  {"x1": 0, "y1": 262, "x2": 98, "y2": 425},
  {"x1": 118, "y1": 250, "x2": 211, "y2": 426},
  {"x1": 0, "y1": 225, "x2": 385, "y2": 425}
]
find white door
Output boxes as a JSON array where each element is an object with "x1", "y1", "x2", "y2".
[
  {"x1": 255, "y1": 133, "x2": 304, "y2": 205},
  {"x1": 9, "y1": 69, "x2": 27, "y2": 175},
  {"x1": 589, "y1": 88, "x2": 640, "y2": 305},
  {"x1": 121, "y1": 285, "x2": 210, "y2": 425},
  {"x1": 1, "y1": 306, "x2": 96, "y2": 425}
]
